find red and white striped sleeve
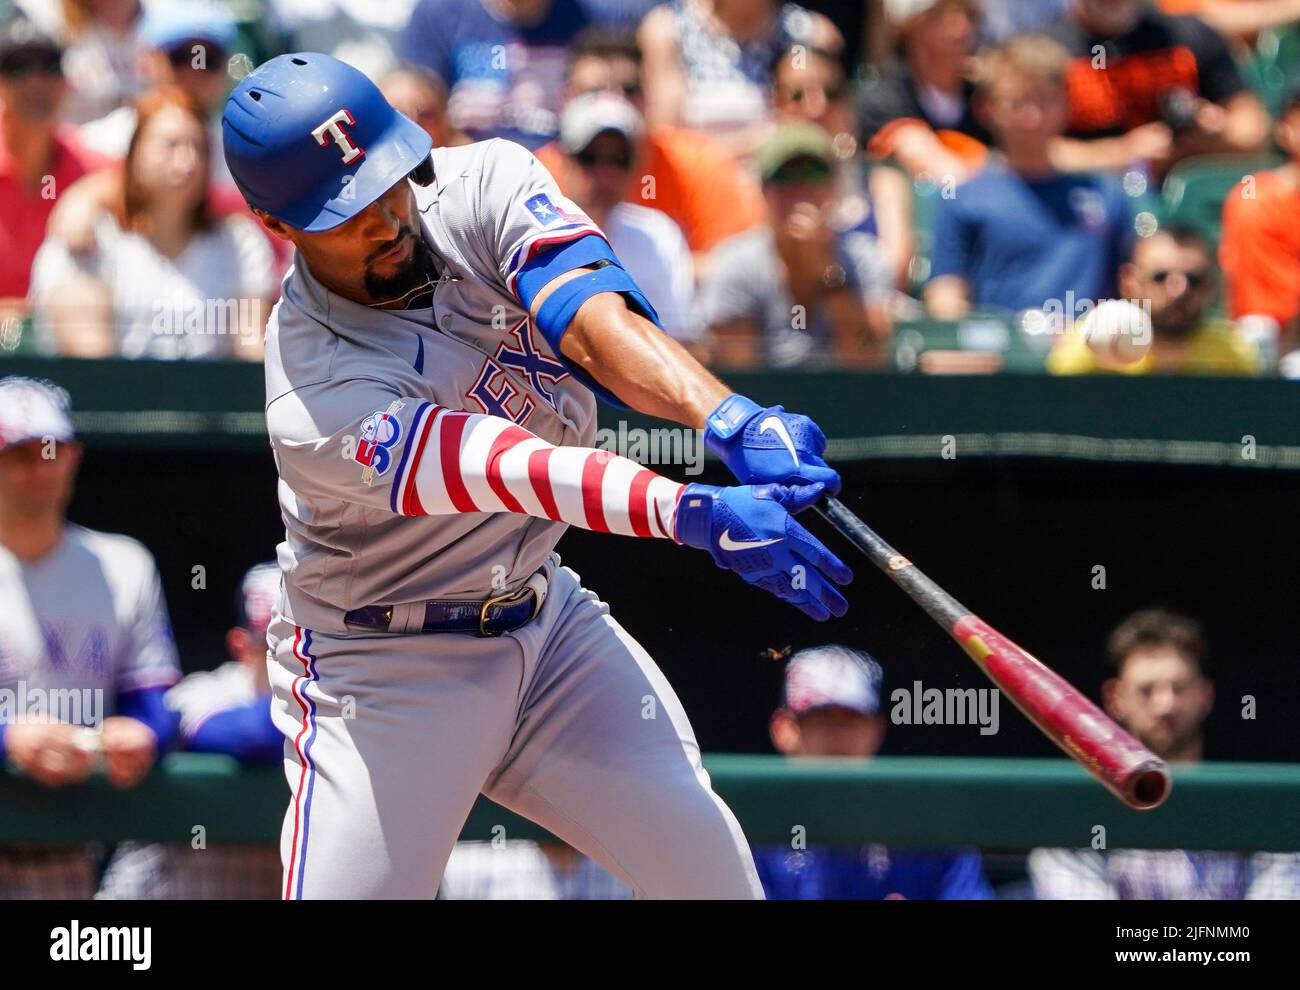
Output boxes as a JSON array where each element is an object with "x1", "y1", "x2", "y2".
[{"x1": 390, "y1": 403, "x2": 684, "y2": 540}]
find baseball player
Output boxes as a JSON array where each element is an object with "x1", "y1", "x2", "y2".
[
  {"x1": 222, "y1": 53, "x2": 852, "y2": 899},
  {"x1": 97, "y1": 561, "x2": 284, "y2": 900},
  {"x1": 0, "y1": 377, "x2": 181, "y2": 898}
]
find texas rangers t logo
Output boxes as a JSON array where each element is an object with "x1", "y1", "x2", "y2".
[{"x1": 313, "y1": 109, "x2": 365, "y2": 164}]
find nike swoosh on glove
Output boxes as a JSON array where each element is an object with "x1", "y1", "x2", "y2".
[
  {"x1": 703, "y1": 394, "x2": 841, "y2": 494},
  {"x1": 674, "y1": 481, "x2": 853, "y2": 621}
]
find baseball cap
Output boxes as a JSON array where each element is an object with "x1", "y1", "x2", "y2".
[
  {"x1": 560, "y1": 91, "x2": 643, "y2": 155},
  {"x1": 235, "y1": 560, "x2": 281, "y2": 640},
  {"x1": 0, "y1": 377, "x2": 74, "y2": 452},
  {"x1": 756, "y1": 121, "x2": 834, "y2": 184},
  {"x1": 781, "y1": 645, "x2": 884, "y2": 718},
  {"x1": 0, "y1": 11, "x2": 62, "y2": 75},
  {"x1": 141, "y1": 0, "x2": 237, "y2": 54}
]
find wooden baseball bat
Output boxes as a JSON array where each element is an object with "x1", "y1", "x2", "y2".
[{"x1": 814, "y1": 495, "x2": 1171, "y2": 811}]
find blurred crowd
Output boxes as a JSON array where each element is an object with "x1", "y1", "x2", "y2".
[{"x1": 0, "y1": 0, "x2": 1298, "y2": 374}]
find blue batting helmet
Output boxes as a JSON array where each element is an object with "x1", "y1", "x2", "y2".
[{"x1": 222, "y1": 53, "x2": 433, "y2": 233}]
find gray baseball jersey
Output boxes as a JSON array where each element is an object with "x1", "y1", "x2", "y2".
[{"x1": 266, "y1": 138, "x2": 624, "y2": 632}]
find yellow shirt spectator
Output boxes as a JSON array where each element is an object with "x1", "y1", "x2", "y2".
[{"x1": 1047, "y1": 320, "x2": 1260, "y2": 375}]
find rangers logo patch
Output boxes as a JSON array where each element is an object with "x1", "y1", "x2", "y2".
[{"x1": 354, "y1": 401, "x2": 404, "y2": 484}]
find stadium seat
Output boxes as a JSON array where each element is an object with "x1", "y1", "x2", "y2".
[{"x1": 1159, "y1": 154, "x2": 1282, "y2": 247}]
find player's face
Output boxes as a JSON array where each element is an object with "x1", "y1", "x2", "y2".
[
  {"x1": 1105, "y1": 650, "x2": 1213, "y2": 760},
  {"x1": 268, "y1": 180, "x2": 437, "y2": 309},
  {"x1": 0, "y1": 439, "x2": 80, "y2": 516},
  {"x1": 793, "y1": 708, "x2": 884, "y2": 758}
]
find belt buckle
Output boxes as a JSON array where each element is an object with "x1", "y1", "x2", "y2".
[{"x1": 479, "y1": 587, "x2": 527, "y2": 637}]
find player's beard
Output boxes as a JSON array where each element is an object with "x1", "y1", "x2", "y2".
[{"x1": 363, "y1": 225, "x2": 438, "y2": 304}]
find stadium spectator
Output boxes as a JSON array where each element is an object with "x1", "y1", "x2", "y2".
[
  {"x1": 0, "y1": 12, "x2": 103, "y2": 303},
  {"x1": 0, "y1": 377, "x2": 181, "y2": 899},
  {"x1": 397, "y1": 0, "x2": 594, "y2": 149},
  {"x1": 858, "y1": 0, "x2": 990, "y2": 182},
  {"x1": 638, "y1": 0, "x2": 842, "y2": 156},
  {"x1": 37, "y1": 0, "x2": 148, "y2": 124},
  {"x1": 1030, "y1": 609, "x2": 1300, "y2": 899},
  {"x1": 752, "y1": 645, "x2": 994, "y2": 900},
  {"x1": 77, "y1": 0, "x2": 238, "y2": 186},
  {"x1": 924, "y1": 35, "x2": 1132, "y2": 321},
  {"x1": 268, "y1": 0, "x2": 418, "y2": 74},
  {"x1": 96, "y1": 561, "x2": 284, "y2": 900},
  {"x1": 30, "y1": 87, "x2": 275, "y2": 360},
  {"x1": 557, "y1": 91, "x2": 703, "y2": 347},
  {"x1": 1048, "y1": 226, "x2": 1260, "y2": 374},
  {"x1": 1220, "y1": 83, "x2": 1300, "y2": 366},
  {"x1": 1045, "y1": 0, "x2": 1271, "y2": 175},
  {"x1": 772, "y1": 41, "x2": 915, "y2": 288},
  {"x1": 534, "y1": 27, "x2": 764, "y2": 265},
  {"x1": 380, "y1": 65, "x2": 471, "y2": 148},
  {"x1": 701, "y1": 122, "x2": 894, "y2": 368}
]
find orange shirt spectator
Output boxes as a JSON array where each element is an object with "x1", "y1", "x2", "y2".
[
  {"x1": 1220, "y1": 86, "x2": 1300, "y2": 335},
  {"x1": 1221, "y1": 172, "x2": 1300, "y2": 331},
  {"x1": 536, "y1": 126, "x2": 763, "y2": 257}
]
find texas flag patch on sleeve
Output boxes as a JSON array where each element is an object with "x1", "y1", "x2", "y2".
[{"x1": 525, "y1": 193, "x2": 591, "y2": 229}]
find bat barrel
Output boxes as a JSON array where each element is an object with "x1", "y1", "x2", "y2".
[
  {"x1": 818, "y1": 495, "x2": 1173, "y2": 812},
  {"x1": 953, "y1": 614, "x2": 1173, "y2": 811}
]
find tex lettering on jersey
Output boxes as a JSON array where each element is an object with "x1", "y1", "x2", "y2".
[{"x1": 466, "y1": 319, "x2": 568, "y2": 427}]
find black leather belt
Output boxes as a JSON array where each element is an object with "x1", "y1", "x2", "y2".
[{"x1": 343, "y1": 574, "x2": 546, "y2": 637}]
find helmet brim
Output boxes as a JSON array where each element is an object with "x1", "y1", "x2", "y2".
[{"x1": 279, "y1": 111, "x2": 434, "y2": 233}]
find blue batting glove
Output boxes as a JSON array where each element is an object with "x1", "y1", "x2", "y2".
[
  {"x1": 674, "y1": 481, "x2": 853, "y2": 622},
  {"x1": 703, "y1": 394, "x2": 841, "y2": 494}
]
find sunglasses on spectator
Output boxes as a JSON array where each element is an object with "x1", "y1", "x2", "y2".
[
  {"x1": 167, "y1": 44, "x2": 228, "y2": 71},
  {"x1": 0, "y1": 50, "x2": 63, "y2": 79},
  {"x1": 575, "y1": 147, "x2": 632, "y2": 170},
  {"x1": 780, "y1": 83, "x2": 847, "y2": 104},
  {"x1": 582, "y1": 82, "x2": 641, "y2": 100},
  {"x1": 768, "y1": 157, "x2": 833, "y2": 185},
  {"x1": 1149, "y1": 268, "x2": 1211, "y2": 288}
]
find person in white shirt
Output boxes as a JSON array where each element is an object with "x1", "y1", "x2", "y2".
[
  {"x1": 557, "y1": 90, "x2": 703, "y2": 352},
  {"x1": 31, "y1": 85, "x2": 274, "y2": 360}
]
